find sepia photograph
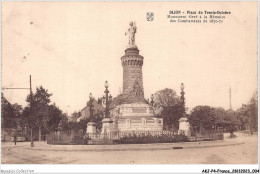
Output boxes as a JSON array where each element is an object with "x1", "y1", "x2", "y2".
[{"x1": 1, "y1": 1, "x2": 259, "y2": 173}]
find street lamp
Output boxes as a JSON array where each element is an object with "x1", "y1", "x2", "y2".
[
  {"x1": 180, "y1": 83, "x2": 186, "y2": 116},
  {"x1": 181, "y1": 83, "x2": 184, "y2": 90},
  {"x1": 88, "y1": 93, "x2": 94, "y2": 121},
  {"x1": 105, "y1": 81, "x2": 109, "y2": 88},
  {"x1": 104, "y1": 81, "x2": 112, "y2": 118}
]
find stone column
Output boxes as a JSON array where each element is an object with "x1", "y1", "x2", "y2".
[{"x1": 121, "y1": 46, "x2": 146, "y2": 103}]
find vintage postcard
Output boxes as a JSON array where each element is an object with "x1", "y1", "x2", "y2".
[{"x1": 1, "y1": 1, "x2": 258, "y2": 173}]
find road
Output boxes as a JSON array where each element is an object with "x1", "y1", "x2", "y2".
[{"x1": 1, "y1": 133, "x2": 258, "y2": 164}]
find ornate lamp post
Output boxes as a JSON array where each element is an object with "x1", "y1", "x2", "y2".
[
  {"x1": 104, "y1": 81, "x2": 112, "y2": 118},
  {"x1": 150, "y1": 94, "x2": 154, "y2": 107},
  {"x1": 88, "y1": 93, "x2": 94, "y2": 121},
  {"x1": 178, "y1": 83, "x2": 190, "y2": 136},
  {"x1": 99, "y1": 81, "x2": 114, "y2": 136},
  {"x1": 101, "y1": 81, "x2": 115, "y2": 135},
  {"x1": 150, "y1": 94, "x2": 155, "y2": 116},
  {"x1": 180, "y1": 83, "x2": 186, "y2": 117}
]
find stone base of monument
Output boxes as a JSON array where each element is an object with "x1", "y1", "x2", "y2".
[
  {"x1": 86, "y1": 122, "x2": 97, "y2": 134},
  {"x1": 87, "y1": 118, "x2": 118, "y2": 145},
  {"x1": 178, "y1": 117, "x2": 191, "y2": 137},
  {"x1": 116, "y1": 103, "x2": 163, "y2": 131},
  {"x1": 101, "y1": 118, "x2": 114, "y2": 132},
  {"x1": 101, "y1": 118, "x2": 119, "y2": 139}
]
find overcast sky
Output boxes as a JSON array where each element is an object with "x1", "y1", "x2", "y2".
[{"x1": 2, "y1": 2, "x2": 258, "y2": 115}]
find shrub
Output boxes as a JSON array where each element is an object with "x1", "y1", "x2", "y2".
[{"x1": 117, "y1": 133, "x2": 187, "y2": 144}]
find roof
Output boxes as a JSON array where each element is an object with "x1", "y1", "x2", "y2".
[{"x1": 80, "y1": 99, "x2": 105, "y2": 120}]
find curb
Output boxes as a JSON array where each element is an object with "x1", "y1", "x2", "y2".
[
  {"x1": 183, "y1": 142, "x2": 245, "y2": 149},
  {"x1": 22, "y1": 142, "x2": 245, "y2": 152}
]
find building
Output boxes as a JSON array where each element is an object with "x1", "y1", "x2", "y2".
[
  {"x1": 68, "y1": 114, "x2": 80, "y2": 122},
  {"x1": 77, "y1": 99, "x2": 105, "y2": 122}
]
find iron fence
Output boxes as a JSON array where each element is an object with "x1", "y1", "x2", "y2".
[{"x1": 46, "y1": 130, "x2": 223, "y2": 145}]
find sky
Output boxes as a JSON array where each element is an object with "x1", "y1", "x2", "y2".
[{"x1": 1, "y1": 2, "x2": 258, "y2": 115}]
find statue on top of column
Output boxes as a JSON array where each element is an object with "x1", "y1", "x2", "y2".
[{"x1": 125, "y1": 21, "x2": 137, "y2": 45}]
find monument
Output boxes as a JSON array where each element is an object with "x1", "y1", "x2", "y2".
[{"x1": 107, "y1": 21, "x2": 163, "y2": 132}]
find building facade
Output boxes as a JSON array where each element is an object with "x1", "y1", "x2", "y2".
[{"x1": 77, "y1": 99, "x2": 105, "y2": 122}]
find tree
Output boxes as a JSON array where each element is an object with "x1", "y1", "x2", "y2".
[
  {"x1": 236, "y1": 104, "x2": 250, "y2": 130},
  {"x1": 60, "y1": 113, "x2": 69, "y2": 132},
  {"x1": 26, "y1": 86, "x2": 53, "y2": 142},
  {"x1": 248, "y1": 91, "x2": 258, "y2": 134},
  {"x1": 153, "y1": 88, "x2": 183, "y2": 131},
  {"x1": 161, "y1": 103, "x2": 183, "y2": 130},
  {"x1": 189, "y1": 106, "x2": 242, "y2": 134},
  {"x1": 93, "y1": 113, "x2": 103, "y2": 132},
  {"x1": 61, "y1": 113, "x2": 69, "y2": 124},
  {"x1": 66, "y1": 122, "x2": 79, "y2": 134},
  {"x1": 62, "y1": 111, "x2": 82, "y2": 134},
  {"x1": 225, "y1": 109, "x2": 240, "y2": 131},
  {"x1": 236, "y1": 91, "x2": 258, "y2": 134},
  {"x1": 79, "y1": 119, "x2": 88, "y2": 134},
  {"x1": 1, "y1": 93, "x2": 16, "y2": 129},
  {"x1": 21, "y1": 106, "x2": 30, "y2": 139},
  {"x1": 12, "y1": 103, "x2": 23, "y2": 117},
  {"x1": 31, "y1": 86, "x2": 52, "y2": 129},
  {"x1": 70, "y1": 111, "x2": 81, "y2": 122},
  {"x1": 213, "y1": 107, "x2": 226, "y2": 129},
  {"x1": 154, "y1": 88, "x2": 180, "y2": 108},
  {"x1": 47, "y1": 104, "x2": 63, "y2": 132},
  {"x1": 212, "y1": 107, "x2": 240, "y2": 132},
  {"x1": 189, "y1": 106, "x2": 216, "y2": 133}
]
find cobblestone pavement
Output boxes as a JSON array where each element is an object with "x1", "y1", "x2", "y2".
[{"x1": 1, "y1": 132, "x2": 258, "y2": 164}]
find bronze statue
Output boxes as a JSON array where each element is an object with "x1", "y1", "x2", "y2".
[{"x1": 125, "y1": 21, "x2": 137, "y2": 45}]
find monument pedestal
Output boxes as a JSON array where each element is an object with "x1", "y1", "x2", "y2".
[
  {"x1": 101, "y1": 118, "x2": 119, "y2": 139},
  {"x1": 86, "y1": 122, "x2": 96, "y2": 134},
  {"x1": 102, "y1": 118, "x2": 113, "y2": 131},
  {"x1": 116, "y1": 103, "x2": 163, "y2": 131},
  {"x1": 178, "y1": 117, "x2": 191, "y2": 137}
]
